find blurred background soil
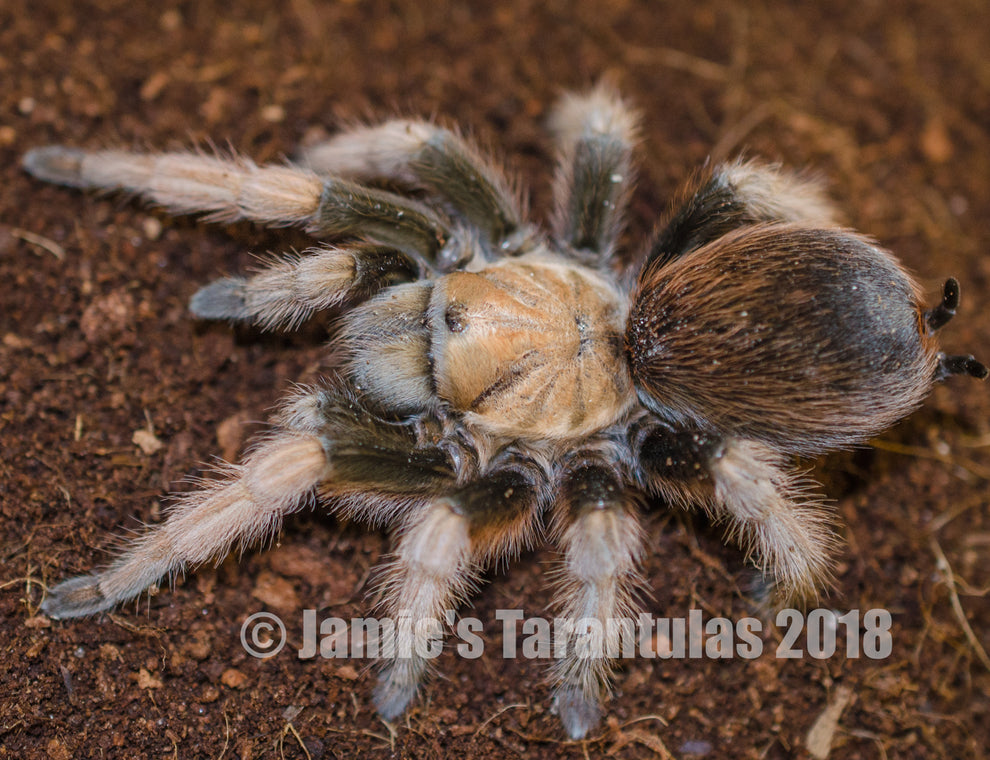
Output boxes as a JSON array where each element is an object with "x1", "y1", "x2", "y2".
[{"x1": 1, "y1": 0, "x2": 989, "y2": 758}]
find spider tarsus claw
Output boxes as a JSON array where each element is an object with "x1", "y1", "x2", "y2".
[
  {"x1": 40, "y1": 574, "x2": 110, "y2": 619},
  {"x1": 189, "y1": 278, "x2": 249, "y2": 321},
  {"x1": 936, "y1": 353, "x2": 989, "y2": 381},
  {"x1": 22, "y1": 145, "x2": 88, "y2": 187},
  {"x1": 554, "y1": 686, "x2": 602, "y2": 740},
  {"x1": 372, "y1": 675, "x2": 419, "y2": 722},
  {"x1": 925, "y1": 277, "x2": 961, "y2": 332},
  {"x1": 744, "y1": 570, "x2": 778, "y2": 612}
]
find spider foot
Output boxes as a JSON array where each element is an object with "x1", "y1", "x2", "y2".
[
  {"x1": 22, "y1": 146, "x2": 88, "y2": 187},
  {"x1": 743, "y1": 569, "x2": 778, "y2": 614},
  {"x1": 189, "y1": 278, "x2": 249, "y2": 321},
  {"x1": 41, "y1": 573, "x2": 111, "y2": 619},
  {"x1": 372, "y1": 664, "x2": 421, "y2": 721},
  {"x1": 554, "y1": 685, "x2": 603, "y2": 740}
]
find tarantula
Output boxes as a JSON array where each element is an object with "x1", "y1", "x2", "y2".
[{"x1": 27, "y1": 86, "x2": 985, "y2": 739}]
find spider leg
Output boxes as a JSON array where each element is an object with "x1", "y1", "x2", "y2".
[
  {"x1": 549, "y1": 451, "x2": 644, "y2": 740},
  {"x1": 373, "y1": 454, "x2": 545, "y2": 721},
  {"x1": 40, "y1": 388, "x2": 454, "y2": 620},
  {"x1": 643, "y1": 158, "x2": 839, "y2": 272},
  {"x1": 297, "y1": 121, "x2": 526, "y2": 255},
  {"x1": 548, "y1": 84, "x2": 639, "y2": 265},
  {"x1": 40, "y1": 432, "x2": 330, "y2": 619},
  {"x1": 22, "y1": 146, "x2": 460, "y2": 266},
  {"x1": 633, "y1": 421, "x2": 836, "y2": 606},
  {"x1": 189, "y1": 244, "x2": 418, "y2": 329}
]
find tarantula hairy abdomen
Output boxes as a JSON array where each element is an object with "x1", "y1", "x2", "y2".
[{"x1": 25, "y1": 85, "x2": 986, "y2": 740}]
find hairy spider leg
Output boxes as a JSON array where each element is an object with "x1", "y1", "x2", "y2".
[
  {"x1": 643, "y1": 159, "x2": 839, "y2": 273},
  {"x1": 549, "y1": 450, "x2": 645, "y2": 740},
  {"x1": 255, "y1": 384, "x2": 550, "y2": 720},
  {"x1": 548, "y1": 84, "x2": 639, "y2": 266},
  {"x1": 40, "y1": 433, "x2": 329, "y2": 619},
  {"x1": 21, "y1": 146, "x2": 462, "y2": 267},
  {"x1": 372, "y1": 455, "x2": 546, "y2": 721},
  {"x1": 189, "y1": 245, "x2": 419, "y2": 330},
  {"x1": 297, "y1": 120, "x2": 526, "y2": 256},
  {"x1": 633, "y1": 421, "x2": 837, "y2": 606},
  {"x1": 39, "y1": 389, "x2": 458, "y2": 620}
]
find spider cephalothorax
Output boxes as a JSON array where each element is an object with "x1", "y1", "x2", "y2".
[{"x1": 26, "y1": 86, "x2": 985, "y2": 739}]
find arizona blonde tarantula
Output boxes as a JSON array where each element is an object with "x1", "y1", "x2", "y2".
[{"x1": 27, "y1": 86, "x2": 985, "y2": 738}]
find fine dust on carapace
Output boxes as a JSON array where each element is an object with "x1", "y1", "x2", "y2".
[{"x1": 2, "y1": 1, "x2": 989, "y2": 758}]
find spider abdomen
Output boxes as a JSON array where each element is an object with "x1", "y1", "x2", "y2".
[{"x1": 626, "y1": 224, "x2": 940, "y2": 454}]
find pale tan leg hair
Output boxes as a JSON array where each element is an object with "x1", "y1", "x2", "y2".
[
  {"x1": 189, "y1": 245, "x2": 417, "y2": 330},
  {"x1": 373, "y1": 462, "x2": 545, "y2": 721},
  {"x1": 41, "y1": 434, "x2": 329, "y2": 619},
  {"x1": 23, "y1": 146, "x2": 324, "y2": 225},
  {"x1": 716, "y1": 159, "x2": 839, "y2": 228},
  {"x1": 708, "y1": 439, "x2": 837, "y2": 606},
  {"x1": 40, "y1": 381, "x2": 473, "y2": 620},
  {"x1": 633, "y1": 425, "x2": 837, "y2": 606},
  {"x1": 642, "y1": 158, "x2": 841, "y2": 274},
  {"x1": 547, "y1": 83, "x2": 639, "y2": 263},
  {"x1": 296, "y1": 120, "x2": 523, "y2": 245},
  {"x1": 371, "y1": 499, "x2": 477, "y2": 720},
  {"x1": 549, "y1": 458, "x2": 644, "y2": 740},
  {"x1": 22, "y1": 146, "x2": 454, "y2": 263}
]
